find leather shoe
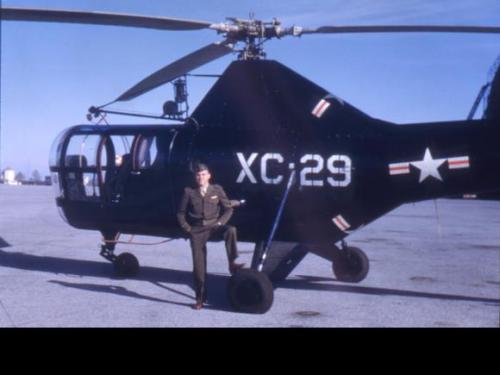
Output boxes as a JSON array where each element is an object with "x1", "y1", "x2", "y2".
[
  {"x1": 229, "y1": 261, "x2": 245, "y2": 275},
  {"x1": 193, "y1": 301, "x2": 203, "y2": 310}
]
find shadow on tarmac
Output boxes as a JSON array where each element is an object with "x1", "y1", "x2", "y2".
[
  {"x1": 0, "y1": 249, "x2": 235, "y2": 312},
  {"x1": 46, "y1": 278, "x2": 236, "y2": 312},
  {"x1": 285, "y1": 275, "x2": 500, "y2": 305},
  {"x1": 1, "y1": 250, "x2": 498, "y2": 309},
  {"x1": 48, "y1": 280, "x2": 194, "y2": 308}
]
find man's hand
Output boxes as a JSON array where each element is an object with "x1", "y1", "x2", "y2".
[{"x1": 229, "y1": 199, "x2": 246, "y2": 208}]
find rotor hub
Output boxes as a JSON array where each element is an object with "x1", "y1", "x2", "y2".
[{"x1": 210, "y1": 17, "x2": 296, "y2": 60}]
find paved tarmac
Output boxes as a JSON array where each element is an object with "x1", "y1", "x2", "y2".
[{"x1": 0, "y1": 185, "x2": 498, "y2": 327}]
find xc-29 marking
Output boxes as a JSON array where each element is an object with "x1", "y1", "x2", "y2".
[{"x1": 236, "y1": 152, "x2": 352, "y2": 187}]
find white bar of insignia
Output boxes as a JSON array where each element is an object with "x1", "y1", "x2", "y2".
[
  {"x1": 448, "y1": 156, "x2": 470, "y2": 169},
  {"x1": 389, "y1": 162, "x2": 410, "y2": 175},
  {"x1": 332, "y1": 215, "x2": 351, "y2": 232}
]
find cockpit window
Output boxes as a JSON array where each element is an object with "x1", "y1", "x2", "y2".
[
  {"x1": 133, "y1": 135, "x2": 158, "y2": 170},
  {"x1": 62, "y1": 134, "x2": 102, "y2": 201},
  {"x1": 65, "y1": 134, "x2": 101, "y2": 168},
  {"x1": 49, "y1": 128, "x2": 71, "y2": 168},
  {"x1": 110, "y1": 135, "x2": 134, "y2": 168}
]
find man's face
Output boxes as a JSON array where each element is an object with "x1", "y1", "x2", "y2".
[{"x1": 195, "y1": 169, "x2": 211, "y2": 187}]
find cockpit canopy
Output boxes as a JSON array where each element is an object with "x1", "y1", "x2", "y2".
[{"x1": 49, "y1": 125, "x2": 166, "y2": 202}]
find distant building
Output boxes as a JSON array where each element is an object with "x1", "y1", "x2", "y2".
[{"x1": 2, "y1": 168, "x2": 21, "y2": 185}]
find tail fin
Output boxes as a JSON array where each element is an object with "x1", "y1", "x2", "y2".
[{"x1": 466, "y1": 57, "x2": 500, "y2": 200}]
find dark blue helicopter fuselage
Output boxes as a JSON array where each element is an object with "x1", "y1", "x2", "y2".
[{"x1": 50, "y1": 60, "x2": 500, "y2": 246}]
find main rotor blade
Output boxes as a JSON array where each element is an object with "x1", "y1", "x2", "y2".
[
  {"x1": 0, "y1": 7, "x2": 213, "y2": 31},
  {"x1": 302, "y1": 25, "x2": 500, "y2": 35},
  {"x1": 116, "y1": 42, "x2": 234, "y2": 102}
]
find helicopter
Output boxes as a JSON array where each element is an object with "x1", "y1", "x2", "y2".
[{"x1": 1, "y1": 7, "x2": 500, "y2": 314}]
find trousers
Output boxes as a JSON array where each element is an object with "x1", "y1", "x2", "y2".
[{"x1": 189, "y1": 224, "x2": 238, "y2": 301}]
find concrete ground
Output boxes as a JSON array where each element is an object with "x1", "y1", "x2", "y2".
[{"x1": 0, "y1": 184, "x2": 498, "y2": 327}]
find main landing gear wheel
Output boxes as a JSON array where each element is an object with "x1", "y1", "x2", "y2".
[
  {"x1": 113, "y1": 252, "x2": 140, "y2": 277},
  {"x1": 227, "y1": 269, "x2": 274, "y2": 314},
  {"x1": 332, "y1": 246, "x2": 369, "y2": 283}
]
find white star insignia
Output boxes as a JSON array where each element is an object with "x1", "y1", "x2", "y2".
[{"x1": 410, "y1": 148, "x2": 446, "y2": 183}]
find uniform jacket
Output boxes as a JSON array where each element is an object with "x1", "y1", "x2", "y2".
[{"x1": 177, "y1": 184, "x2": 233, "y2": 232}]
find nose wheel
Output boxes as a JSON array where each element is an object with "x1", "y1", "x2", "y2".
[
  {"x1": 332, "y1": 244, "x2": 369, "y2": 283},
  {"x1": 113, "y1": 252, "x2": 140, "y2": 277},
  {"x1": 100, "y1": 242, "x2": 140, "y2": 278},
  {"x1": 227, "y1": 269, "x2": 274, "y2": 314}
]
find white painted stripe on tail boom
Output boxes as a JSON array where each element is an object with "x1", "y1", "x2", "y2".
[
  {"x1": 312, "y1": 99, "x2": 331, "y2": 118},
  {"x1": 332, "y1": 215, "x2": 351, "y2": 232}
]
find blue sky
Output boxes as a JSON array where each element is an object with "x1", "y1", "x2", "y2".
[{"x1": 1, "y1": 0, "x2": 499, "y2": 177}]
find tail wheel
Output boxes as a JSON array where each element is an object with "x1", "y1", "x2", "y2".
[
  {"x1": 114, "y1": 252, "x2": 140, "y2": 277},
  {"x1": 332, "y1": 246, "x2": 369, "y2": 283},
  {"x1": 227, "y1": 269, "x2": 274, "y2": 314}
]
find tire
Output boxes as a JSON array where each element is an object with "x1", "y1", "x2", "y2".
[
  {"x1": 332, "y1": 246, "x2": 369, "y2": 283},
  {"x1": 227, "y1": 269, "x2": 274, "y2": 314},
  {"x1": 114, "y1": 252, "x2": 140, "y2": 277}
]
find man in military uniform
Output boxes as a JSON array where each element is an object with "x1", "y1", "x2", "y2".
[{"x1": 177, "y1": 163, "x2": 244, "y2": 310}]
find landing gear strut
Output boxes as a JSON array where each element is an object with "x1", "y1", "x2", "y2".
[
  {"x1": 332, "y1": 241, "x2": 369, "y2": 283},
  {"x1": 227, "y1": 170, "x2": 297, "y2": 314},
  {"x1": 100, "y1": 239, "x2": 140, "y2": 278}
]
